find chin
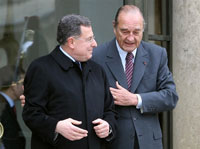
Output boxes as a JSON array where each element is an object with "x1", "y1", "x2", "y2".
[
  {"x1": 86, "y1": 55, "x2": 92, "y2": 61},
  {"x1": 89, "y1": 55, "x2": 92, "y2": 60},
  {"x1": 123, "y1": 47, "x2": 136, "y2": 52}
]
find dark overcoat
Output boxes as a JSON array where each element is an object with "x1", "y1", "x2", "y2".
[{"x1": 22, "y1": 46, "x2": 116, "y2": 149}]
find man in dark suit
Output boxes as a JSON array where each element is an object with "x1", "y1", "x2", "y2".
[
  {"x1": 93, "y1": 5, "x2": 179, "y2": 149},
  {"x1": 22, "y1": 14, "x2": 116, "y2": 149},
  {"x1": 0, "y1": 65, "x2": 26, "y2": 149}
]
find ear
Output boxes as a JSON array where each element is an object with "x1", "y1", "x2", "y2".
[
  {"x1": 67, "y1": 37, "x2": 75, "y2": 49},
  {"x1": 112, "y1": 20, "x2": 116, "y2": 34},
  {"x1": 112, "y1": 20, "x2": 116, "y2": 27}
]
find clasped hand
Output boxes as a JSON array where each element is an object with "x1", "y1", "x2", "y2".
[
  {"x1": 55, "y1": 118, "x2": 109, "y2": 141},
  {"x1": 110, "y1": 81, "x2": 138, "y2": 106}
]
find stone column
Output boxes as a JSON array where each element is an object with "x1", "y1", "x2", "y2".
[{"x1": 173, "y1": 0, "x2": 200, "y2": 149}]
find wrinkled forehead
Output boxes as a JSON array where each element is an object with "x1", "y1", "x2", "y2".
[
  {"x1": 118, "y1": 8, "x2": 144, "y2": 20},
  {"x1": 117, "y1": 12, "x2": 144, "y2": 30}
]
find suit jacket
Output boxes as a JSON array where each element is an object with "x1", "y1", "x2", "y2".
[
  {"x1": 22, "y1": 46, "x2": 117, "y2": 149},
  {"x1": 93, "y1": 38, "x2": 178, "y2": 149},
  {"x1": 0, "y1": 94, "x2": 26, "y2": 149}
]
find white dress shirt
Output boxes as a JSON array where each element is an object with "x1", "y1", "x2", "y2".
[{"x1": 115, "y1": 40, "x2": 143, "y2": 111}]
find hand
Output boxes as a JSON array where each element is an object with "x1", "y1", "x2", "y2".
[
  {"x1": 109, "y1": 81, "x2": 138, "y2": 106},
  {"x1": 20, "y1": 94, "x2": 25, "y2": 107},
  {"x1": 55, "y1": 118, "x2": 88, "y2": 141},
  {"x1": 92, "y1": 118, "x2": 110, "y2": 138},
  {"x1": 19, "y1": 85, "x2": 25, "y2": 107}
]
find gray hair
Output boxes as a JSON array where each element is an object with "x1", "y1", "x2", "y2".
[
  {"x1": 113, "y1": 5, "x2": 146, "y2": 31},
  {"x1": 57, "y1": 14, "x2": 91, "y2": 45}
]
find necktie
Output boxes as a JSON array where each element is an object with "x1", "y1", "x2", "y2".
[
  {"x1": 74, "y1": 61, "x2": 82, "y2": 70},
  {"x1": 125, "y1": 52, "x2": 134, "y2": 91}
]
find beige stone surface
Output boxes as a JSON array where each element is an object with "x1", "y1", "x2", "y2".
[{"x1": 173, "y1": 0, "x2": 200, "y2": 148}]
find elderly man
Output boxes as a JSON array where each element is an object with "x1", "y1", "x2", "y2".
[{"x1": 93, "y1": 5, "x2": 178, "y2": 149}]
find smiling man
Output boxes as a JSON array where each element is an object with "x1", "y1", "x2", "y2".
[{"x1": 22, "y1": 14, "x2": 117, "y2": 149}]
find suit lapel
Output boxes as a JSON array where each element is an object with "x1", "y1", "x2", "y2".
[
  {"x1": 131, "y1": 42, "x2": 149, "y2": 92},
  {"x1": 105, "y1": 40, "x2": 128, "y2": 88}
]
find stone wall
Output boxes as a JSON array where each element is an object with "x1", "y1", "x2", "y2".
[{"x1": 173, "y1": 0, "x2": 200, "y2": 148}]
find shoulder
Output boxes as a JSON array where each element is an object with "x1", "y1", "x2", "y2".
[
  {"x1": 93, "y1": 38, "x2": 115, "y2": 56},
  {"x1": 92, "y1": 38, "x2": 116, "y2": 64},
  {"x1": 28, "y1": 54, "x2": 51, "y2": 69},
  {"x1": 140, "y1": 41, "x2": 167, "y2": 59},
  {"x1": 28, "y1": 46, "x2": 59, "y2": 70},
  {"x1": 141, "y1": 41, "x2": 166, "y2": 53},
  {"x1": 25, "y1": 52, "x2": 53, "y2": 78}
]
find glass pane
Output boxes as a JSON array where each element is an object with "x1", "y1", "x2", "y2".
[
  {"x1": 0, "y1": 0, "x2": 122, "y2": 148},
  {"x1": 148, "y1": 0, "x2": 161, "y2": 35},
  {"x1": 147, "y1": 0, "x2": 162, "y2": 45}
]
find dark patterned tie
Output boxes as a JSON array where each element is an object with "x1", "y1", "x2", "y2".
[{"x1": 125, "y1": 52, "x2": 134, "y2": 91}]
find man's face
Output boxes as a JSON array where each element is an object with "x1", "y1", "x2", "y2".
[
  {"x1": 73, "y1": 26, "x2": 97, "y2": 62},
  {"x1": 12, "y1": 78, "x2": 24, "y2": 101},
  {"x1": 113, "y1": 11, "x2": 144, "y2": 52}
]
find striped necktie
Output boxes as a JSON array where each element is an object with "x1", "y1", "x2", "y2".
[{"x1": 125, "y1": 52, "x2": 134, "y2": 91}]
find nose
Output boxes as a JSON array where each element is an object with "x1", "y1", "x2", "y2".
[
  {"x1": 126, "y1": 33, "x2": 135, "y2": 41},
  {"x1": 92, "y1": 39, "x2": 97, "y2": 47}
]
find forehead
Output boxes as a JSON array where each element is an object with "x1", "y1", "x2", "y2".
[
  {"x1": 117, "y1": 11, "x2": 143, "y2": 30},
  {"x1": 80, "y1": 25, "x2": 93, "y2": 37}
]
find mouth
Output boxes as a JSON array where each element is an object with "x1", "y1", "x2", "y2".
[
  {"x1": 88, "y1": 50, "x2": 93, "y2": 54},
  {"x1": 124, "y1": 42, "x2": 135, "y2": 47}
]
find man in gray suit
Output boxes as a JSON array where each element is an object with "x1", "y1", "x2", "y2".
[{"x1": 93, "y1": 5, "x2": 178, "y2": 149}]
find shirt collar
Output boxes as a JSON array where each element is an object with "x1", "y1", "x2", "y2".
[
  {"x1": 115, "y1": 40, "x2": 137, "y2": 61},
  {"x1": 59, "y1": 46, "x2": 76, "y2": 62},
  {"x1": 0, "y1": 92, "x2": 14, "y2": 107}
]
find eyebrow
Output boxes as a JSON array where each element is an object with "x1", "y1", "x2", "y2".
[{"x1": 120, "y1": 28, "x2": 142, "y2": 32}]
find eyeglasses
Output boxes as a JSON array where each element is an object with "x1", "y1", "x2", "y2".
[{"x1": 74, "y1": 35, "x2": 95, "y2": 43}]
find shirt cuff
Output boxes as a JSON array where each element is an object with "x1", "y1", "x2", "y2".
[{"x1": 136, "y1": 94, "x2": 143, "y2": 113}]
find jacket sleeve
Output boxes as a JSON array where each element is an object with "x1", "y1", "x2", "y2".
[
  {"x1": 140, "y1": 48, "x2": 179, "y2": 113},
  {"x1": 22, "y1": 60, "x2": 59, "y2": 145}
]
